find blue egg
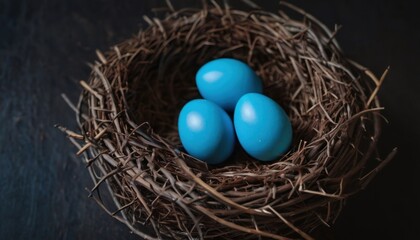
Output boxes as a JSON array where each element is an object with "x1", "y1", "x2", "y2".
[
  {"x1": 178, "y1": 99, "x2": 235, "y2": 164},
  {"x1": 234, "y1": 93, "x2": 292, "y2": 161},
  {"x1": 196, "y1": 58, "x2": 263, "y2": 111}
]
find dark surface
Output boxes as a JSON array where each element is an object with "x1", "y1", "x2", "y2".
[{"x1": 0, "y1": 0, "x2": 418, "y2": 239}]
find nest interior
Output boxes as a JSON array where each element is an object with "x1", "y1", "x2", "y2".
[{"x1": 63, "y1": 2, "x2": 395, "y2": 240}]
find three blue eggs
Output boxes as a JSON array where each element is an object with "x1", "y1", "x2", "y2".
[{"x1": 178, "y1": 58, "x2": 293, "y2": 164}]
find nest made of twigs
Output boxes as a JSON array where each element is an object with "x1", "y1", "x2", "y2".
[{"x1": 60, "y1": 1, "x2": 395, "y2": 239}]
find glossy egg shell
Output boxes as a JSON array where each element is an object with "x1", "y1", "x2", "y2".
[
  {"x1": 196, "y1": 58, "x2": 263, "y2": 111},
  {"x1": 234, "y1": 93, "x2": 292, "y2": 161},
  {"x1": 178, "y1": 99, "x2": 235, "y2": 164}
]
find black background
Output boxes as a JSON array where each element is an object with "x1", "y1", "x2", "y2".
[{"x1": 1, "y1": 0, "x2": 418, "y2": 239}]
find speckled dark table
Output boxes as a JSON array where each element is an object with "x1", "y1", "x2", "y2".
[{"x1": 0, "y1": 0, "x2": 418, "y2": 239}]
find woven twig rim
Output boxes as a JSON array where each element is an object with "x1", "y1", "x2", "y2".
[{"x1": 59, "y1": 1, "x2": 395, "y2": 239}]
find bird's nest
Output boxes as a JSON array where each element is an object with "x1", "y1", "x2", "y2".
[{"x1": 60, "y1": 1, "x2": 395, "y2": 239}]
